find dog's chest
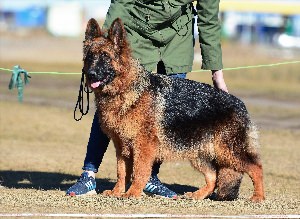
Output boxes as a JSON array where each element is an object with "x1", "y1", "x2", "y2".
[{"x1": 97, "y1": 92, "x2": 153, "y2": 140}]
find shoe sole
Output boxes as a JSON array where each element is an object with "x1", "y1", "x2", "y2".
[{"x1": 68, "y1": 189, "x2": 97, "y2": 197}]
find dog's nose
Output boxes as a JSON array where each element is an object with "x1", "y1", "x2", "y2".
[
  {"x1": 88, "y1": 70, "x2": 98, "y2": 80},
  {"x1": 88, "y1": 70, "x2": 96, "y2": 76}
]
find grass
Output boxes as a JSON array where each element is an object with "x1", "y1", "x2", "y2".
[{"x1": 0, "y1": 101, "x2": 299, "y2": 215}]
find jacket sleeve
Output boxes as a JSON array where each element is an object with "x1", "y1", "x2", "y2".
[{"x1": 196, "y1": 0, "x2": 223, "y2": 70}]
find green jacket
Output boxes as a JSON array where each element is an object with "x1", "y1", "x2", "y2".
[{"x1": 103, "y1": 0, "x2": 223, "y2": 74}]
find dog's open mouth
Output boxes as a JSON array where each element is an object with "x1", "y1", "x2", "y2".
[
  {"x1": 91, "y1": 81, "x2": 101, "y2": 88},
  {"x1": 90, "y1": 75, "x2": 110, "y2": 89}
]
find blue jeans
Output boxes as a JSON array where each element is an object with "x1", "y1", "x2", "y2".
[{"x1": 83, "y1": 62, "x2": 186, "y2": 174}]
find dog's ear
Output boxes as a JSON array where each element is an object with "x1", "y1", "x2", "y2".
[
  {"x1": 85, "y1": 18, "x2": 102, "y2": 40},
  {"x1": 109, "y1": 18, "x2": 127, "y2": 51}
]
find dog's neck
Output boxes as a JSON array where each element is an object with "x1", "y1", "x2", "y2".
[{"x1": 94, "y1": 58, "x2": 150, "y2": 114}]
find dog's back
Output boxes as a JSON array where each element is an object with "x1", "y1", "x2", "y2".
[{"x1": 149, "y1": 74, "x2": 252, "y2": 157}]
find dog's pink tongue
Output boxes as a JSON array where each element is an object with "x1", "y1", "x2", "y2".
[{"x1": 91, "y1": 81, "x2": 100, "y2": 88}]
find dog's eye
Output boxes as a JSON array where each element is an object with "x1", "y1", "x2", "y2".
[
  {"x1": 85, "y1": 52, "x2": 95, "y2": 62},
  {"x1": 99, "y1": 53, "x2": 112, "y2": 62},
  {"x1": 100, "y1": 52, "x2": 109, "y2": 58}
]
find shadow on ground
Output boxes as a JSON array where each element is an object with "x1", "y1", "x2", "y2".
[
  {"x1": 0, "y1": 170, "x2": 114, "y2": 192},
  {"x1": 0, "y1": 170, "x2": 198, "y2": 195}
]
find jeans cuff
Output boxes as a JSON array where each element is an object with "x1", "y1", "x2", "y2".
[
  {"x1": 169, "y1": 73, "x2": 187, "y2": 79},
  {"x1": 82, "y1": 165, "x2": 98, "y2": 173}
]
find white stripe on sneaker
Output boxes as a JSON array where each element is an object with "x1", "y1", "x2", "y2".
[{"x1": 85, "y1": 181, "x2": 93, "y2": 190}]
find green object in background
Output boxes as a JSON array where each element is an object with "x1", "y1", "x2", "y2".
[
  {"x1": 8, "y1": 65, "x2": 31, "y2": 102},
  {"x1": 285, "y1": 17, "x2": 293, "y2": 35}
]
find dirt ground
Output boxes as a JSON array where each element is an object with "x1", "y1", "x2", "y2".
[{"x1": 0, "y1": 33, "x2": 300, "y2": 217}]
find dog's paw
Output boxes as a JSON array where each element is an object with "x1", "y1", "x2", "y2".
[
  {"x1": 250, "y1": 195, "x2": 265, "y2": 202},
  {"x1": 102, "y1": 190, "x2": 122, "y2": 197},
  {"x1": 102, "y1": 190, "x2": 113, "y2": 196},
  {"x1": 121, "y1": 191, "x2": 142, "y2": 199},
  {"x1": 184, "y1": 191, "x2": 208, "y2": 200}
]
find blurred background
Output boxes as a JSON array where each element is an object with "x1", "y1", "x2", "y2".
[
  {"x1": 0, "y1": 0, "x2": 300, "y2": 45},
  {"x1": 0, "y1": 1, "x2": 300, "y2": 214},
  {"x1": 1, "y1": 0, "x2": 299, "y2": 110}
]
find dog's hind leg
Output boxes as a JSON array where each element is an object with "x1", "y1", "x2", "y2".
[
  {"x1": 244, "y1": 124, "x2": 265, "y2": 202},
  {"x1": 186, "y1": 160, "x2": 217, "y2": 200},
  {"x1": 244, "y1": 162, "x2": 265, "y2": 202}
]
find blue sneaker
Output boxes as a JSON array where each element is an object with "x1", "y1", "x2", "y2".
[
  {"x1": 143, "y1": 175, "x2": 177, "y2": 199},
  {"x1": 66, "y1": 172, "x2": 97, "y2": 196}
]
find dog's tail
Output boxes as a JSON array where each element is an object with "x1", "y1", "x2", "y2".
[
  {"x1": 213, "y1": 167, "x2": 243, "y2": 201},
  {"x1": 245, "y1": 122, "x2": 260, "y2": 158}
]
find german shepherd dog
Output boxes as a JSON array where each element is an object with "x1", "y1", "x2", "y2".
[{"x1": 82, "y1": 18, "x2": 265, "y2": 202}]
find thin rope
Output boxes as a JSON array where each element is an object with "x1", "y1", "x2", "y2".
[
  {"x1": 0, "y1": 67, "x2": 80, "y2": 75},
  {"x1": 191, "y1": 60, "x2": 300, "y2": 72},
  {"x1": 1, "y1": 60, "x2": 300, "y2": 75}
]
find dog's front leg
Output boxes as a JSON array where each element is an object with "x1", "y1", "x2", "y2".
[
  {"x1": 122, "y1": 140, "x2": 156, "y2": 198},
  {"x1": 103, "y1": 146, "x2": 129, "y2": 197}
]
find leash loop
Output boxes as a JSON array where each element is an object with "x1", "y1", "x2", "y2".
[{"x1": 74, "y1": 69, "x2": 92, "y2": 121}]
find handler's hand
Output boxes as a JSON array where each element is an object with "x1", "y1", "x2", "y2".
[{"x1": 211, "y1": 70, "x2": 228, "y2": 93}]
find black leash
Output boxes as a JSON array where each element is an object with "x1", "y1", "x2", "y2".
[{"x1": 74, "y1": 69, "x2": 92, "y2": 121}]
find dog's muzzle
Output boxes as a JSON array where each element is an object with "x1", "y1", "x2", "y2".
[{"x1": 88, "y1": 70, "x2": 110, "y2": 89}]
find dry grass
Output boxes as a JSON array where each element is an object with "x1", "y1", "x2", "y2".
[{"x1": 0, "y1": 101, "x2": 299, "y2": 215}]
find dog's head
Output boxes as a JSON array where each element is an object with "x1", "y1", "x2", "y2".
[{"x1": 83, "y1": 18, "x2": 130, "y2": 89}]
